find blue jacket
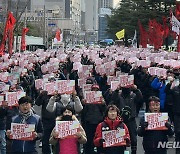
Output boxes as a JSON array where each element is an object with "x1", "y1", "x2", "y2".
[
  {"x1": 151, "y1": 77, "x2": 166, "y2": 110},
  {"x1": 10, "y1": 113, "x2": 43, "y2": 153}
]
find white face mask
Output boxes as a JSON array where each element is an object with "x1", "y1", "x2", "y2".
[
  {"x1": 167, "y1": 76, "x2": 174, "y2": 82},
  {"x1": 61, "y1": 94, "x2": 71, "y2": 103}
]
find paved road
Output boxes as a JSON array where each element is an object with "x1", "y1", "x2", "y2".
[{"x1": 34, "y1": 105, "x2": 176, "y2": 154}]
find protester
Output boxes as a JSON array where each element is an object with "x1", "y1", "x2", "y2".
[
  {"x1": 94, "y1": 104, "x2": 130, "y2": 154},
  {"x1": 165, "y1": 81, "x2": 180, "y2": 154},
  {"x1": 137, "y1": 96, "x2": 174, "y2": 154},
  {"x1": 49, "y1": 105, "x2": 87, "y2": 154},
  {"x1": 6, "y1": 96, "x2": 43, "y2": 154},
  {"x1": 0, "y1": 104, "x2": 7, "y2": 154},
  {"x1": 110, "y1": 84, "x2": 143, "y2": 154},
  {"x1": 151, "y1": 76, "x2": 166, "y2": 111},
  {"x1": 46, "y1": 90, "x2": 83, "y2": 114},
  {"x1": 81, "y1": 84, "x2": 106, "y2": 154},
  {"x1": 35, "y1": 86, "x2": 55, "y2": 154}
]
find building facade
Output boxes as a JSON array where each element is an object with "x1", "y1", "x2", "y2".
[
  {"x1": 84, "y1": 0, "x2": 98, "y2": 43},
  {"x1": 98, "y1": 0, "x2": 113, "y2": 41}
]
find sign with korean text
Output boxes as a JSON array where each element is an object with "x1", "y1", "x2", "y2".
[
  {"x1": 10, "y1": 123, "x2": 35, "y2": 140},
  {"x1": 84, "y1": 91, "x2": 103, "y2": 104},
  {"x1": 55, "y1": 121, "x2": 80, "y2": 139},
  {"x1": 145, "y1": 113, "x2": 168, "y2": 130},
  {"x1": 56, "y1": 80, "x2": 75, "y2": 94},
  {"x1": 102, "y1": 129, "x2": 126, "y2": 147}
]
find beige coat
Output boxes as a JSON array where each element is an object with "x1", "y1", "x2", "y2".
[{"x1": 49, "y1": 116, "x2": 87, "y2": 145}]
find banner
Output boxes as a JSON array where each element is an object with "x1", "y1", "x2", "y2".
[
  {"x1": 145, "y1": 113, "x2": 168, "y2": 130},
  {"x1": 21, "y1": 27, "x2": 29, "y2": 51},
  {"x1": 55, "y1": 121, "x2": 80, "y2": 139},
  {"x1": 138, "y1": 20, "x2": 148, "y2": 48},
  {"x1": 102, "y1": 129, "x2": 126, "y2": 147},
  {"x1": 54, "y1": 28, "x2": 63, "y2": 42},
  {"x1": 0, "y1": 12, "x2": 16, "y2": 55},
  {"x1": 171, "y1": 13, "x2": 180, "y2": 35},
  {"x1": 10, "y1": 123, "x2": 35, "y2": 140},
  {"x1": 116, "y1": 29, "x2": 125, "y2": 40}
]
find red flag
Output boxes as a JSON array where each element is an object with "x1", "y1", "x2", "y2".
[
  {"x1": 148, "y1": 19, "x2": 164, "y2": 50},
  {"x1": 176, "y1": 2, "x2": 180, "y2": 20},
  {"x1": 138, "y1": 20, "x2": 148, "y2": 48},
  {"x1": 0, "y1": 11, "x2": 16, "y2": 55},
  {"x1": 148, "y1": 19, "x2": 156, "y2": 45},
  {"x1": 7, "y1": 12, "x2": 16, "y2": 30},
  {"x1": 162, "y1": 16, "x2": 169, "y2": 39},
  {"x1": 21, "y1": 27, "x2": 29, "y2": 51},
  {"x1": 55, "y1": 29, "x2": 61, "y2": 41}
]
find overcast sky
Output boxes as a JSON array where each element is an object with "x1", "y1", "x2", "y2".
[{"x1": 113, "y1": 0, "x2": 120, "y2": 8}]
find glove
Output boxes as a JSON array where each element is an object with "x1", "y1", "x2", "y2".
[
  {"x1": 125, "y1": 137, "x2": 130, "y2": 146},
  {"x1": 40, "y1": 90, "x2": 48, "y2": 96},
  {"x1": 143, "y1": 122, "x2": 148, "y2": 128},
  {"x1": 165, "y1": 122, "x2": 171, "y2": 129},
  {"x1": 99, "y1": 138, "x2": 105, "y2": 146}
]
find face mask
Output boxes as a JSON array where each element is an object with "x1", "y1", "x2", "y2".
[
  {"x1": 122, "y1": 88, "x2": 131, "y2": 97},
  {"x1": 167, "y1": 76, "x2": 174, "y2": 82},
  {"x1": 61, "y1": 115, "x2": 72, "y2": 121},
  {"x1": 61, "y1": 94, "x2": 71, "y2": 103}
]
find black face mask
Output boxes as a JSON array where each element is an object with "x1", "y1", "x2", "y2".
[
  {"x1": 122, "y1": 88, "x2": 131, "y2": 97},
  {"x1": 61, "y1": 115, "x2": 73, "y2": 121}
]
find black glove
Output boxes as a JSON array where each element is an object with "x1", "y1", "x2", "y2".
[
  {"x1": 40, "y1": 90, "x2": 48, "y2": 96},
  {"x1": 99, "y1": 138, "x2": 105, "y2": 146},
  {"x1": 143, "y1": 122, "x2": 148, "y2": 128},
  {"x1": 125, "y1": 137, "x2": 130, "y2": 146},
  {"x1": 165, "y1": 122, "x2": 171, "y2": 129}
]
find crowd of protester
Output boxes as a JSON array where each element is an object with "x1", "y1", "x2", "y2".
[{"x1": 0, "y1": 45, "x2": 180, "y2": 154}]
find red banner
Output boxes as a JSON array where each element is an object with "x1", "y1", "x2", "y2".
[
  {"x1": 21, "y1": 28, "x2": 29, "y2": 51},
  {"x1": 55, "y1": 29, "x2": 61, "y2": 41},
  {"x1": 0, "y1": 12, "x2": 16, "y2": 55},
  {"x1": 138, "y1": 20, "x2": 148, "y2": 48}
]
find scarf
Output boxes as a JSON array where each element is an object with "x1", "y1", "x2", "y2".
[{"x1": 19, "y1": 110, "x2": 33, "y2": 124}]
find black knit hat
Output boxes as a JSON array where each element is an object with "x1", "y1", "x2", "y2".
[{"x1": 61, "y1": 105, "x2": 75, "y2": 115}]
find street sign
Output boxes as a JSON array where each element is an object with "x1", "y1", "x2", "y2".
[{"x1": 48, "y1": 23, "x2": 56, "y2": 27}]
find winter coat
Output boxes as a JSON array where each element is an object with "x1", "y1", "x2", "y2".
[
  {"x1": 35, "y1": 93, "x2": 55, "y2": 121},
  {"x1": 81, "y1": 103, "x2": 106, "y2": 125},
  {"x1": 137, "y1": 116, "x2": 174, "y2": 153},
  {"x1": 0, "y1": 107, "x2": 7, "y2": 130},
  {"x1": 151, "y1": 77, "x2": 166, "y2": 110},
  {"x1": 49, "y1": 116, "x2": 87, "y2": 154},
  {"x1": 170, "y1": 85, "x2": 180, "y2": 114},
  {"x1": 94, "y1": 117, "x2": 130, "y2": 154},
  {"x1": 9, "y1": 113, "x2": 43, "y2": 153},
  {"x1": 46, "y1": 95, "x2": 83, "y2": 114},
  {"x1": 111, "y1": 89, "x2": 143, "y2": 119}
]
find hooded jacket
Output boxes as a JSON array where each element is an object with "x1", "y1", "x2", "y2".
[
  {"x1": 49, "y1": 116, "x2": 87, "y2": 154},
  {"x1": 151, "y1": 77, "x2": 166, "y2": 110}
]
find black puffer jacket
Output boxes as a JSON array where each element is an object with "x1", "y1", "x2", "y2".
[
  {"x1": 138, "y1": 116, "x2": 174, "y2": 152},
  {"x1": 171, "y1": 85, "x2": 180, "y2": 114},
  {"x1": 0, "y1": 107, "x2": 7, "y2": 130},
  {"x1": 35, "y1": 93, "x2": 55, "y2": 120}
]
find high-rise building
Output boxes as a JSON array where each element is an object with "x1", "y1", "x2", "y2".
[
  {"x1": 84, "y1": 0, "x2": 98, "y2": 43},
  {"x1": 98, "y1": 0, "x2": 113, "y2": 41},
  {"x1": 17, "y1": 0, "x2": 81, "y2": 45},
  {"x1": 98, "y1": 0, "x2": 113, "y2": 8}
]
